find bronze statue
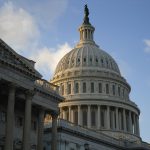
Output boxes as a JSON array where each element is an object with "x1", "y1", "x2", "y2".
[{"x1": 83, "y1": 4, "x2": 90, "y2": 25}]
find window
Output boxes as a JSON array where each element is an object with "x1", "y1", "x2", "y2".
[
  {"x1": 83, "y1": 82, "x2": 86, "y2": 93},
  {"x1": 122, "y1": 88, "x2": 125, "y2": 97},
  {"x1": 106, "y1": 84, "x2": 109, "y2": 94},
  {"x1": 91, "y1": 110, "x2": 96, "y2": 126},
  {"x1": 82, "y1": 110, "x2": 87, "y2": 126},
  {"x1": 101, "y1": 110, "x2": 105, "y2": 127},
  {"x1": 75, "y1": 82, "x2": 79, "y2": 93},
  {"x1": 0, "y1": 111, "x2": 6, "y2": 122},
  {"x1": 68, "y1": 83, "x2": 71, "y2": 94},
  {"x1": 101, "y1": 59, "x2": 104, "y2": 66},
  {"x1": 74, "y1": 111, "x2": 78, "y2": 124},
  {"x1": 112, "y1": 85, "x2": 115, "y2": 95},
  {"x1": 84, "y1": 58, "x2": 86, "y2": 62},
  {"x1": 91, "y1": 82, "x2": 94, "y2": 93},
  {"x1": 61, "y1": 84, "x2": 64, "y2": 95},
  {"x1": 99, "y1": 83, "x2": 102, "y2": 93},
  {"x1": 15, "y1": 116, "x2": 23, "y2": 127},
  {"x1": 31, "y1": 120, "x2": 37, "y2": 131},
  {"x1": 118, "y1": 87, "x2": 120, "y2": 96}
]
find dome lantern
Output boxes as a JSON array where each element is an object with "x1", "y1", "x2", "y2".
[{"x1": 77, "y1": 5, "x2": 96, "y2": 47}]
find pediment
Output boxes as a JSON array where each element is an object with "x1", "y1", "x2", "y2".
[{"x1": 0, "y1": 39, "x2": 42, "y2": 79}]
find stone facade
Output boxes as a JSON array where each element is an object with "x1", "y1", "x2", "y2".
[{"x1": 0, "y1": 39, "x2": 63, "y2": 150}]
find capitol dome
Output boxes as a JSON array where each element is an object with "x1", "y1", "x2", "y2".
[{"x1": 51, "y1": 5, "x2": 140, "y2": 142}]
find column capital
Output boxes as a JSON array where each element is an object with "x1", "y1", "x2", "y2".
[{"x1": 25, "y1": 90, "x2": 35, "y2": 99}]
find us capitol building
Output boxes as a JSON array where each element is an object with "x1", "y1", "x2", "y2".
[{"x1": 44, "y1": 5, "x2": 150, "y2": 150}]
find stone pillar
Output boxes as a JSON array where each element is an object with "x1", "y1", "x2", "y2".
[
  {"x1": 97, "y1": 105, "x2": 101, "y2": 129},
  {"x1": 51, "y1": 112, "x2": 58, "y2": 150},
  {"x1": 37, "y1": 108, "x2": 45, "y2": 150},
  {"x1": 115, "y1": 107, "x2": 119, "y2": 130},
  {"x1": 59, "y1": 107, "x2": 63, "y2": 119},
  {"x1": 68, "y1": 106, "x2": 71, "y2": 122},
  {"x1": 87, "y1": 105, "x2": 91, "y2": 128},
  {"x1": 78, "y1": 105, "x2": 81, "y2": 125},
  {"x1": 129, "y1": 111, "x2": 132, "y2": 133},
  {"x1": 23, "y1": 91, "x2": 34, "y2": 150},
  {"x1": 71, "y1": 81, "x2": 74, "y2": 94},
  {"x1": 123, "y1": 109, "x2": 127, "y2": 131},
  {"x1": 106, "y1": 106, "x2": 110, "y2": 129},
  {"x1": 4, "y1": 84, "x2": 16, "y2": 150}
]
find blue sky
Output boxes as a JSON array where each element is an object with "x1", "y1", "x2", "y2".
[{"x1": 0, "y1": 0, "x2": 150, "y2": 142}]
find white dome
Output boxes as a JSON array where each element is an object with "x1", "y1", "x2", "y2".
[{"x1": 54, "y1": 44, "x2": 120, "y2": 77}]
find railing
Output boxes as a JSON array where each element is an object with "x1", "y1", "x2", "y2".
[
  {"x1": 35, "y1": 79, "x2": 59, "y2": 94},
  {"x1": 44, "y1": 119, "x2": 125, "y2": 147}
]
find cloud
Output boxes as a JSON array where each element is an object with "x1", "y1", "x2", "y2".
[
  {"x1": 144, "y1": 39, "x2": 150, "y2": 53},
  {"x1": 0, "y1": 2, "x2": 39, "y2": 53},
  {"x1": 31, "y1": 43, "x2": 72, "y2": 80},
  {"x1": 7, "y1": 0, "x2": 69, "y2": 30}
]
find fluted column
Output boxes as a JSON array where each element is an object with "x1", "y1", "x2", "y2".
[
  {"x1": 51, "y1": 112, "x2": 58, "y2": 150},
  {"x1": 37, "y1": 108, "x2": 45, "y2": 150},
  {"x1": 129, "y1": 111, "x2": 132, "y2": 133},
  {"x1": 23, "y1": 91, "x2": 34, "y2": 150},
  {"x1": 87, "y1": 105, "x2": 91, "y2": 128},
  {"x1": 115, "y1": 107, "x2": 119, "y2": 130},
  {"x1": 123, "y1": 109, "x2": 127, "y2": 131},
  {"x1": 68, "y1": 106, "x2": 71, "y2": 122},
  {"x1": 106, "y1": 106, "x2": 110, "y2": 129},
  {"x1": 78, "y1": 105, "x2": 81, "y2": 125},
  {"x1": 4, "y1": 84, "x2": 16, "y2": 150},
  {"x1": 97, "y1": 105, "x2": 101, "y2": 129},
  {"x1": 71, "y1": 81, "x2": 74, "y2": 94}
]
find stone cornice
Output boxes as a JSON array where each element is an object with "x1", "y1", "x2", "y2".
[{"x1": 0, "y1": 39, "x2": 42, "y2": 79}]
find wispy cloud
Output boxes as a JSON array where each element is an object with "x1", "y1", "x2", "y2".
[
  {"x1": 144, "y1": 39, "x2": 150, "y2": 53},
  {"x1": 0, "y1": 2, "x2": 39, "y2": 53},
  {"x1": 31, "y1": 43, "x2": 72, "y2": 80}
]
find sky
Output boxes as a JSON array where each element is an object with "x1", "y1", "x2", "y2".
[{"x1": 0, "y1": 0, "x2": 150, "y2": 143}]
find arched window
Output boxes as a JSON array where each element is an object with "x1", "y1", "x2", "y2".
[
  {"x1": 83, "y1": 82, "x2": 86, "y2": 93},
  {"x1": 75, "y1": 82, "x2": 79, "y2": 93},
  {"x1": 82, "y1": 110, "x2": 87, "y2": 126},
  {"x1": 106, "y1": 84, "x2": 109, "y2": 94},
  {"x1": 68, "y1": 83, "x2": 71, "y2": 94},
  {"x1": 91, "y1": 82, "x2": 94, "y2": 93},
  {"x1": 91, "y1": 110, "x2": 96, "y2": 127},
  {"x1": 99, "y1": 83, "x2": 102, "y2": 93},
  {"x1": 112, "y1": 84, "x2": 115, "y2": 95}
]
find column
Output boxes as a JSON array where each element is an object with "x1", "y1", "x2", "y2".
[
  {"x1": 106, "y1": 106, "x2": 110, "y2": 129},
  {"x1": 129, "y1": 111, "x2": 132, "y2": 133},
  {"x1": 87, "y1": 105, "x2": 91, "y2": 128},
  {"x1": 4, "y1": 84, "x2": 16, "y2": 150},
  {"x1": 78, "y1": 105, "x2": 81, "y2": 125},
  {"x1": 59, "y1": 107, "x2": 63, "y2": 119},
  {"x1": 37, "y1": 108, "x2": 45, "y2": 150},
  {"x1": 23, "y1": 91, "x2": 33, "y2": 150},
  {"x1": 123, "y1": 109, "x2": 127, "y2": 131},
  {"x1": 71, "y1": 81, "x2": 74, "y2": 95},
  {"x1": 51, "y1": 112, "x2": 58, "y2": 150},
  {"x1": 68, "y1": 106, "x2": 71, "y2": 122},
  {"x1": 97, "y1": 105, "x2": 101, "y2": 129},
  {"x1": 115, "y1": 107, "x2": 119, "y2": 130}
]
